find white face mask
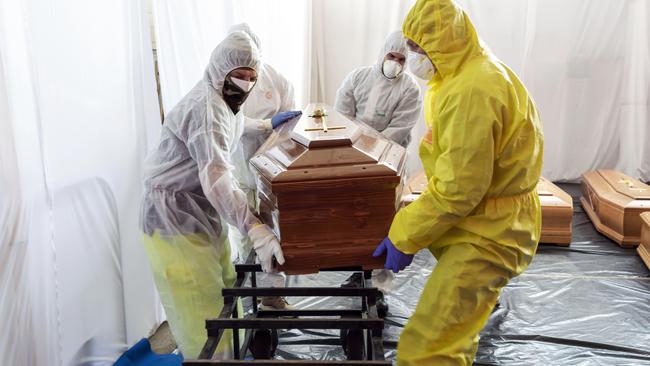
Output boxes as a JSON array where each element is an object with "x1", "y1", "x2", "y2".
[
  {"x1": 382, "y1": 59, "x2": 403, "y2": 79},
  {"x1": 231, "y1": 76, "x2": 256, "y2": 92},
  {"x1": 408, "y1": 52, "x2": 436, "y2": 80}
]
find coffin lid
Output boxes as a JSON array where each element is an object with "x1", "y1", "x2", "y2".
[
  {"x1": 290, "y1": 104, "x2": 361, "y2": 148},
  {"x1": 250, "y1": 103, "x2": 406, "y2": 183},
  {"x1": 537, "y1": 177, "x2": 573, "y2": 208},
  {"x1": 598, "y1": 170, "x2": 650, "y2": 200},
  {"x1": 537, "y1": 177, "x2": 554, "y2": 196},
  {"x1": 408, "y1": 171, "x2": 428, "y2": 194}
]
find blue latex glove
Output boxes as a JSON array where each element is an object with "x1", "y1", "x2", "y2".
[
  {"x1": 271, "y1": 110, "x2": 302, "y2": 129},
  {"x1": 373, "y1": 236, "x2": 414, "y2": 273},
  {"x1": 113, "y1": 338, "x2": 182, "y2": 366}
]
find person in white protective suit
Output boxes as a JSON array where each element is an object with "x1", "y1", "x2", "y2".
[
  {"x1": 227, "y1": 23, "x2": 300, "y2": 311},
  {"x1": 334, "y1": 30, "x2": 422, "y2": 316},
  {"x1": 140, "y1": 31, "x2": 284, "y2": 359},
  {"x1": 335, "y1": 30, "x2": 422, "y2": 148}
]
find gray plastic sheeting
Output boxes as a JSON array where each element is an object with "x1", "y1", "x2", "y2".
[{"x1": 257, "y1": 184, "x2": 650, "y2": 365}]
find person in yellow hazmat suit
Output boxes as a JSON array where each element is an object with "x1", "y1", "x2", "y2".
[{"x1": 372, "y1": 0, "x2": 544, "y2": 364}]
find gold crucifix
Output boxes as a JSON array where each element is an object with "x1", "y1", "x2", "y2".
[{"x1": 304, "y1": 108, "x2": 346, "y2": 133}]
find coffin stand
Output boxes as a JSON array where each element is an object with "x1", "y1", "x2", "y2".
[
  {"x1": 251, "y1": 103, "x2": 406, "y2": 274},
  {"x1": 581, "y1": 170, "x2": 650, "y2": 247},
  {"x1": 637, "y1": 212, "x2": 650, "y2": 270},
  {"x1": 401, "y1": 172, "x2": 573, "y2": 245}
]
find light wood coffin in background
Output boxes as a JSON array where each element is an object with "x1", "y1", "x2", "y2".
[
  {"x1": 401, "y1": 172, "x2": 573, "y2": 245},
  {"x1": 581, "y1": 170, "x2": 650, "y2": 247}
]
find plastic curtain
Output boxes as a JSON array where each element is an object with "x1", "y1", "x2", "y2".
[
  {"x1": 456, "y1": 0, "x2": 650, "y2": 181},
  {"x1": 312, "y1": 0, "x2": 650, "y2": 181},
  {"x1": 0, "y1": 0, "x2": 163, "y2": 365},
  {"x1": 314, "y1": 0, "x2": 650, "y2": 182},
  {"x1": 308, "y1": 0, "x2": 421, "y2": 174},
  {"x1": 151, "y1": 0, "x2": 422, "y2": 174},
  {"x1": 151, "y1": 0, "x2": 312, "y2": 113},
  {"x1": 153, "y1": 0, "x2": 649, "y2": 181}
]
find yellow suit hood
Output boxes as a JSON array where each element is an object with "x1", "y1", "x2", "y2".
[{"x1": 402, "y1": 0, "x2": 483, "y2": 79}]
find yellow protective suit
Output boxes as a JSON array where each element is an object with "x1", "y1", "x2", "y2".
[{"x1": 390, "y1": 0, "x2": 544, "y2": 365}]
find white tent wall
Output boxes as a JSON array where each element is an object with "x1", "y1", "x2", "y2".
[
  {"x1": 1, "y1": 0, "x2": 649, "y2": 364},
  {"x1": 151, "y1": 0, "x2": 423, "y2": 174},
  {"x1": 0, "y1": 0, "x2": 163, "y2": 365},
  {"x1": 456, "y1": 0, "x2": 650, "y2": 181},
  {"x1": 151, "y1": 0, "x2": 312, "y2": 113},
  {"x1": 309, "y1": 0, "x2": 422, "y2": 174},
  {"x1": 152, "y1": 0, "x2": 649, "y2": 182},
  {"x1": 309, "y1": 0, "x2": 416, "y2": 103}
]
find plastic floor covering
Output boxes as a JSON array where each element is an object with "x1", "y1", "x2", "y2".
[{"x1": 250, "y1": 183, "x2": 650, "y2": 365}]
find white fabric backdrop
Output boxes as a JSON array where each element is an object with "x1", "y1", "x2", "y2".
[
  {"x1": 152, "y1": 0, "x2": 311, "y2": 112},
  {"x1": 1, "y1": 0, "x2": 649, "y2": 364},
  {"x1": 153, "y1": 0, "x2": 649, "y2": 181},
  {"x1": 0, "y1": 0, "x2": 162, "y2": 365},
  {"x1": 457, "y1": 0, "x2": 650, "y2": 181}
]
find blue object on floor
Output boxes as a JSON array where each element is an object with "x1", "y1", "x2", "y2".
[{"x1": 113, "y1": 338, "x2": 183, "y2": 366}]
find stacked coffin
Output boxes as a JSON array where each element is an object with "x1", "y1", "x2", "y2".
[
  {"x1": 401, "y1": 172, "x2": 574, "y2": 245},
  {"x1": 581, "y1": 170, "x2": 650, "y2": 247},
  {"x1": 250, "y1": 103, "x2": 407, "y2": 274},
  {"x1": 537, "y1": 177, "x2": 574, "y2": 245}
]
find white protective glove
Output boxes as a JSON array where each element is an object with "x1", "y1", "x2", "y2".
[{"x1": 248, "y1": 224, "x2": 285, "y2": 273}]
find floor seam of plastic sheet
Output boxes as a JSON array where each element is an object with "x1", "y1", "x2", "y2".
[
  {"x1": 519, "y1": 273, "x2": 650, "y2": 280},
  {"x1": 252, "y1": 184, "x2": 650, "y2": 365}
]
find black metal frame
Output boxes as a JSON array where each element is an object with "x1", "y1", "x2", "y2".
[{"x1": 185, "y1": 253, "x2": 390, "y2": 365}]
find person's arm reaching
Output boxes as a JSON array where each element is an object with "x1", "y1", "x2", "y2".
[
  {"x1": 242, "y1": 115, "x2": 272, "y2": 137},
  {"x1": 187, "y1": 110, "x2": 260, "y2": 234},
  {"x1": 187, "y1": 105, "x2": 284, "y2": 271}
]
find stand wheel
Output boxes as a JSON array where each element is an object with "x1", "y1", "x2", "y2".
[
  {"x1": 340, "y1": 329, "x2": 365, "y2": 360},
  {"x1": 271, "y1": 329, "x2": 279, "y2": 353},
  {"x1": 249, "y1": 329, "x2": 278, "y2": 359},
  {"x1": 376, "y1": 292, "x2": 389, "y2": 318}
]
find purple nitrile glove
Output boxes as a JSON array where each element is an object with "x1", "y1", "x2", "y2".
[
  {"x1": 372, "y1": 236, "x2": 414, "y2": 273},
  {"x1": 271, "y1": 110, "x2": 302, "y2": 129}
]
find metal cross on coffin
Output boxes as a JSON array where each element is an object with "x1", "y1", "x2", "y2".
[{"x1": 304, "y1": 108, "x2": 347, "y2": 133}]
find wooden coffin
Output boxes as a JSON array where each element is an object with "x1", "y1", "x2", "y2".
[
  {"x1": 401, "y1": 172, "x2": 573, "y2": 245},
  {"x1": 636, "y1": 212, "x2": 650, "y2": 270},
  {"x1": 581, "y1": 170, "x2": 650, "y2": 247},
  {"x1": 400, "y1": 171, "x2": 428, "y2": 207},
  {"x1": 537, "y1": 177, "x2": 573, "y2": 245},
  {"x1": 251, "y1": 103, "x2": 406, "y2": 274}
]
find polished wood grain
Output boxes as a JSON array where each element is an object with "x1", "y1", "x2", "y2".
[
  {"x1": 251, "y1": 103, "x2": 406, "y2": 184},
  {"x1": 252, "y1": 103, "x2": 407, "y2": 274},
  {"x1": 537, "y1": 177, "x2": 573, "y2": 245},
  {"x1": 581, "y1": 170, "x2": 650, "y2": 247}
]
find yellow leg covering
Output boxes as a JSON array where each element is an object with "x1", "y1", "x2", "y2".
[
  {"x1": 397, "y1": 242, "x2": 529, "y2": 366},
  {"x1": 143, "y1": 229, "x2": 237, "y2": 359}
]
